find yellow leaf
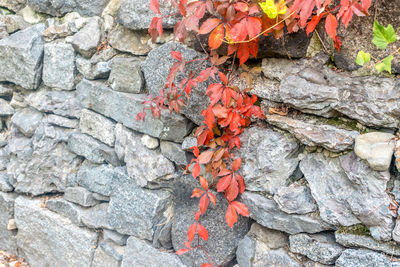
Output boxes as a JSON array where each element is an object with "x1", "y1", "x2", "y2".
[
  {"x1": 277, "y1": 0, "x2": 287, "y2": 15},
  {"x1": 259, "y1": 0, "x2": 278, "y2": 19}
]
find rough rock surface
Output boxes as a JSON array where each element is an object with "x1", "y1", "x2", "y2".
[
  {"x1": 79, "y1": 109, "x2": 116, "y2": 147},
  {"x1": 273, "y1": 183, "x2": 317, "y2": 215},
  {"x1": 0, "y1": 0, "x2": 26, "y2": 12},
  {"x1": 266, "y1": 114, "x2": 360, "y2": 152},
  {"x1": 64, "y1": 186, "x2": 100, "y2": 207},
  {"x1": 0, "y1": 192, "x2": 17, "y2": 254},
  {"x1": 68, "y1": 132, "x2": 112, "y2": 164},
  {"x1": 242, "y1": 191, "x2": 333, "y2": 234},
  {"x1": 239, "y1": 126, "x2": 300, "y2": 194},
  {"x1": 289, "y1": 233, "x2": 344, "y2": 264},
  {"x1": 336, "y1": 249, "x2": 397, "y2": 267},
  {"x1": 354, "y1": 132, "x2": 395, "y2": 171},
  {"x1": 172, "y1": 175, "x2": 250, "y2": 266},
  {"x1": 107, "y1": 167, "x2": 173, "y2": 241},
  {"x1": 108, "y1": 56, "x2": 143, "y2": 93},
  {"x1": 108, "y1": 25, "x2": 152, "y2": 55},
  {"x1": 280, "y1": 66, "x2": 400, "y2": 128},
  {"x1": 27, "y1": 0, "x2": 110, "y2": 16},
  {"x1": 0, "y1": 24, "x2": 44, "y2": 90},
  {"x1": 14, "y1": 196, "x2": 98, "y2": 267},
  {"x1": 300, "y1": 152, "x2": 395, "y2": 241},
  {"x1": 11, "y1": 108, "x2": 42, "y2": 137},
  {"x1": 43, "y1": 42, "x2": 76, "y2": 90},
  {"x1": 117, "y1": 0, "x2": 179, "y2": 30},
  {"x1": 77, "y1": 79, "x2": 192, "y2": 142},
  {"x1": 72, "y1": 17, "x2": 101, "y2": 58}
]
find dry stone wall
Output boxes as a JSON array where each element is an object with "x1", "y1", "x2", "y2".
[{"x1": 0, "y1": 0, "x2": 399, "y2": 267}]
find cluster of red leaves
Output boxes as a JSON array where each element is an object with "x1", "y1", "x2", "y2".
[
  {"x1": 143, "y1": 0, "x2": 371, "y2": 266},
  {"x1": 149, "y1": 0, "x2": 371, "y2": 64}
]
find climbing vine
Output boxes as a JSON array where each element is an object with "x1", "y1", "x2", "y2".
[{"x1": 138, "y1": 0, "x2": 372, "y2": 266}]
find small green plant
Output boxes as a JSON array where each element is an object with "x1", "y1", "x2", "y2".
[{"x1": 356, "y1": 20, "x2": 398, "y2": 74}]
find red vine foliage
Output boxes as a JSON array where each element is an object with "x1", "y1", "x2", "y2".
[{"x1": 139, "y1": 0, "x2": 371, "y2": 266}]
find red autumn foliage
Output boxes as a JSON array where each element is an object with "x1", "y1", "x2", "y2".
[{"x1": 138, "y1": 0, "x2": 371, "y2": 266}]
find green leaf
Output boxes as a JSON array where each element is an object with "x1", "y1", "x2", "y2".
[
  {"x1": 355, "y1": 51, "x2": 371, "y2": 66},
  {"x1": 375, "y1": 55, "x2": 394, "y2": 73},
  {"x1": 259, "y1": 0, "x2": 278, "y2": 19},
  {"x1": 372, "y1": 20, "x2": 397, "y2": 49}
]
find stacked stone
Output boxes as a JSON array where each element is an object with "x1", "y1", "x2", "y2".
[{"x1": 0, "y1": 0, "x2": 399, "y2": 267}]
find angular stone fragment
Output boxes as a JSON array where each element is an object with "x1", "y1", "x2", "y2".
[
  {"x1": 354, "y1": 132, "x2": 395, "y2": 171},
  {"x1": 289, "y1": 233, "x2": 344, "y2": 264},
  {"x1": 0, "y1": 192, "x2": 17, "y2": 254},
  {"x1": 42, "y1": 23, "x2": 72, "y2": 41},
  {"x1": 0, "y1": 15, "x2": 29, "y2": 34},
  {"x1": 76, "y1": 55, "x2": 112, "y2": 80},
  {"x1": 117, "y1": 0, "x2": 179, "y2": 30},
  {"x1": 273, "y1": 183, "x2": 317, "y2": 215},
  {"x1": 182, "y1": 136, "x2": 197, "y2": 151},
  {"x1": 108, "y1": 24, "x2": 152, "y2": 55},
  {"x1": 172, "y1": 175, "x2": 249, "y2": 266},
  {"x1": 335, "y1": 231, "x2": 400, "y2": 257},
  {"x1": 77, "y1": 79, "x2": 192, "y2": 142},
  {"x1": 7, "y1": 124, "x2": 82, "y2": 195},
  {"x1": 160, "y1": 141, "x2": 187, "y2": 166},
  {"x1": 46, "y1": 114, "x2": 79, "y2": 129},
  {"x1": 27, "y1": 88, "x2": 81, "y2": 118},
  {"x1": 104, "y1": 229, "x2": 128, "y2": 246},
  {"x1": 92, "y1": 244, "x2": 121, "y2": 267},
  {"x1": 108, "y1": 56, "x2": 143, "y2": 93},
  {"x1": 0, "y1": 24, "x2": 44, "y2": 90},
  {"x1": 239, "y1": 126, "x2": 300, "y2": 194},
  {"x1": 27, "y1": 0, "x2": 109, "y2": 16},
  {"x1": 45, "y1": 198, "x2": 84, "y2": 226},
  {"x1": 300, "y1": 152, "x2": 395, "y2": 241},
  {"x1": 336, "y1": 249, "x2": 396, "y2": 267},
  {"x1": 0, "y1": 0, "x2": 26, "y2": 12},
  {"x1": 266, "y1": 114, "x2": 360, "y2": 152},
  {"x1": 107, "y1": 168, "x2": 173, "y2": 240},
  {"x1": 0, "y1": 98, "x2": 14, "y2": 116},
  {"x1": 76, "y1": 163, "x2": 120, "y2": 196},
  {"x1": 80, "y1": 109, "x2": 116, "y2": 146},
  {"x1": 14, "y1": 196, "x2": 98, "y2": 267},
  {"x1": 0, "y1": 173, "x2": 13, "y2": 192},
  {"x1": 72, "y1": 17, "x2": 101, "y2": 58},
  {"x1": 141, "y1": 42, "x2": 210, "y2": 125},
  {"x1": 140, "y1": 134, "x2": 159, "y2": 150},
  {"x1": 280, "y1": 65, "x2": 400, "y2": 128},
  {"x1": 43, "y1": 42, "x2": 76, "y2": 90},
  {"x1": 236, "y1": 223, "x2": 299, "y2": 267},
  {"x1": 115, "y1": 124, "x2": 175, "y2": 188},
  {"x1": 242, "y1": 191, "x2": 333, "y2": 235},
  {"x1": 122, "y1": 237, "x2": 185, "y2": 267},
  {"x1": 11, "y1": 108, "x2": 43, "y2": 137},
  {"x1": 81, "y1": 203, "x2": 113, "y2": 230},
  {"x1": 64, "y1": 186, "x2": 100, "y2": 207}
]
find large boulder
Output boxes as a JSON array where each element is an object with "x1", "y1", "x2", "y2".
[
  {"x1": 77, "y1": 79, "x2": 193, "y2": 142},
  {"x1": 7, "y1": 124, "x2": 82, "y2": 195},
  {"x1": 27, "y1": 0, "x2": 110, "y2": 16},
  {"x1": 239, "y1": 126, "x2": 300, "y2": 194},
  {"x1": 14, "y1": 196, "x2": 99, "y2": 267},
  {"x1": 72, "y1": 17, "x2": 101, "y2": 58},
  {"x1": 79, "y1": 109, "x2": 116, "y2": 147},
  {"x1": 336, "y1": 248, "x2": 398, "y2": 267},
  {"x1": 0, "y1": 23, "x2": 44, "y2": 90},
  {"x1": 300, "y1": 152, "x2": 395, "y2": 241},
  {"x1": 0, "y1": 192, "x2": 18, "y2": 254}
]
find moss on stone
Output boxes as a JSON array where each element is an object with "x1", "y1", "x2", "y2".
[
  {"x1": 320, "y1": 117, "x2": 369, "y2": 134},
  {"x1": 337, "y1": 224, "x2": 371, "y2": 236}
]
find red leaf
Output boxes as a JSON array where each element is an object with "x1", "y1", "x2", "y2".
[
  {"x1": 245, "y1": 17, "x2": 262, "y2": 39},
  {"x1": 201, "y1": 264, "x2": 212, "y2": 267},
  {"x1": 219, "y1": 71, "x2": 228, "y2": 85},
  {"x1": 236, "y1": 174, "x2": 245, "y2": 193},
  {"x1": 230, "y1": 20, "x2": 247, "y2": 41},
  {"x1": 176, "y1": 248, "x2": 191, "y2": 255},
  {"x1": 195, "y1": 210, "x2": 201, "y2": 221},
  {"x1": 198, "y1": 18, "x2": 222, "y2": 34},
  {"x1": 199, "y1": 176, "x2": 209, "y2": 190},
  {"x1": 208, "y1": 192, "x2": 217, "y2": 206},
  {"x1": 231, "y1": 201, "x2": 250, "y2": 217},
  {"x1": 191, "y1": 188, "x2": 204, "y2": 198},
  {"x1": 185, "y1": 15, "x2": 200, "y2": 32},
  {"x1": 199, "y1": 194, "x2": 209, "y2": 214},
  {"x1": 218, "y1": 168, "x2": 232, "y2": 176},
  {"x1": 217, "y1": 175, "x2": 231, "y2": 192},
  {"x1": 198, "y1": 150, "x2": 214, "y2": 164},
  {"x1": 212, "y1": 105, "x2": 228, "y2": 118},
  {"x1": 171, "y1": 51, "x2": 182, "y2": 61},
  {"x1": 209, "y1": 24, "x2": 224, "y2": 50},
  {"x1": 187, "y1": 223, "x2": 196, "y2": 242},
  {"x1": 191, "y1": 146, "x2": 199, "y2": 157},
  {"x1": 179, "y1": 0, "x2": 187, "y2": 16},
  {"x1": 234, "y1": 2, "x2": 248, "y2": 12},
  {"x1": 225, "y1": 204, "x2": 238, "y2": 228},
  {"x1": 299, "y1": 0, "x2": 315, "y2": 28},
  {"x1": 197, "y1": 223, "x2": 208, "y2": 241},
  {"x1": 248, "y1": 39, "x2": 258, "y2": 58},
  {"x1": 192, "y1": 163, "x2": 201, "y2": 178},
  {"x1": 306, "y1": 14, "x2": 323, "y2": 35},
  {"x1": 231, "y1": 157, "x2": 242, "y2": 171},
  {"x1": 237, "y1": 43, "x2": 250, "y2": 65},
  {"x1": 226, "y1": 178, "x2": 239, "y2": 201},
  {"x1": 325, "y1": 13, "x2": 338, "y2": 40},
  {"x1": 149, "y1": 0, "x2": 161, "y2": 14}
]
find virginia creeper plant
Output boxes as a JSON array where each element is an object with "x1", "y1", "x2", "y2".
[{"x1": 138, "y1": 0, "x2": 372, "y2": 266}]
